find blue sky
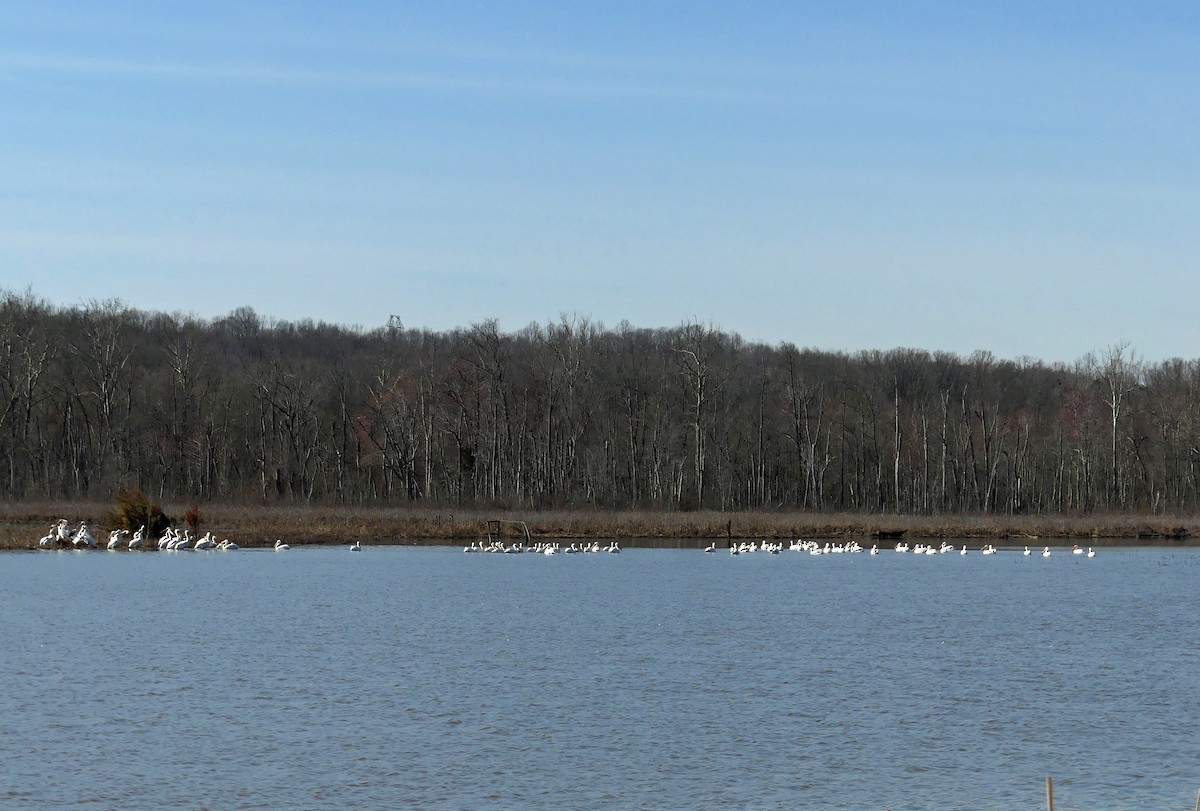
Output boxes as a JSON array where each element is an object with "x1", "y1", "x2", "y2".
[{"x1": 2, "y1": 2, "x2": 1197, "y2": 363}]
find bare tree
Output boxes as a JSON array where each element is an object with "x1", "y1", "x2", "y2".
[
  {"x1": 671, "y1": 321, "x2": 727, "y2": 509},
  {"x1": 1091, "y1": 342, "x2": 1143, "y2": 508}
]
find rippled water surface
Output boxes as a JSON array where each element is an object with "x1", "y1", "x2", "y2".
[{"x1": 3, "y1": 544, "x2": 1199, "y2": 810}]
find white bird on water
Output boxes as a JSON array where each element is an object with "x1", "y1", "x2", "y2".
[
  {"x1": 72, "y1": 523, "x2": 95, "y2": 548},
  {"x1": 128, "y1": 525, "x2": 145, "y2": 550},
  {"x1": 350, "y1": 540, "x2": 361, "y2": 552},
  {"x1": 274, "y1": 539, "x2": 290, "y2": 551},
  {"x1": 1041, "y1": 547, "x2": 1051, "y2": 558}
]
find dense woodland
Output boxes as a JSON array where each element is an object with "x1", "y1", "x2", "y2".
[{"x1": 1, "y1": 289, "x2": 1197, "y2": 516}]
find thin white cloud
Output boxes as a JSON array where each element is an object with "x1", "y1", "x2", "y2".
[
  {"x1": 0, "y1": 225, "x2": 500, "y2": 273},
  {"x1": 0, "y1": 49, "x2": 782, "y2": 104},
  {"x1": 0, "y1": 3, "x2": 825, "y2": 89}
]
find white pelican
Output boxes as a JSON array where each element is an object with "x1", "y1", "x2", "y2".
[
  {"x1": 703, "y1": 543, "x2": 715, "y2": 553},
  {"x1": 38, "y1": 524, "x2": 57, "y2": 548},
  {"x1": 1072, "y1": 545, "x2": 1084, "y2": 555},
  {"x1": 54, "y1": 519, "x2": 70, "y2": 545},
  {"x1": 1087, "y1": 547, "x2": 1096, "y2": 558},
  {"x1": 960, "y1": 545, "x2": 968, "y2": 555},
  {"x1": 274, "y1": 539, "x2": 290, "y2": 551},
  {"x1": 1041, "y1": 547, "x2": 1051, "y2": 558},
  {"x1": 194, "y1": 532, "x2": 217, "y2": 551},
  {"x1": 350, "y1": 540, "x2": 361, "y2": 551},
  {"x1": 72, "y1": 523, "x2": 95, "y2": 547},
  {"x1": 1023, "y1": 546, "x2": 1031, "y2": 556},
  {"x1": 128, "y1": 525, "x2": 145, "y2": 549}
]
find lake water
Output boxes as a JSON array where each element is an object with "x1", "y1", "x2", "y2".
[{"x1": 2, "y1": 543, "x2": 1198, "y2": 810}]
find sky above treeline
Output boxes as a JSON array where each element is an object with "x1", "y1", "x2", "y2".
[{"x1": 3, "y1": 2, "x2": 1197, "y2": 364}]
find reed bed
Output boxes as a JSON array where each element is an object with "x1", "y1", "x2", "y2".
[{"x1": 1, "y1": 501, "x2": 1197, "y2": 550}]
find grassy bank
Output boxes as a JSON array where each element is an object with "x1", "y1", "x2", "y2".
[{"x1": 1, "y1": 501, "x2": 1198, "y2": 550}]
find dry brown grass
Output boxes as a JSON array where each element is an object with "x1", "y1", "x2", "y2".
[{"x1": 2, "y1": 501, "x2": 1197, "y2": 550}]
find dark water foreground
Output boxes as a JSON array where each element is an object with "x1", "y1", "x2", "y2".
[{"x1": 3, "y1": 545, "x2": 1198, "y2": 810}]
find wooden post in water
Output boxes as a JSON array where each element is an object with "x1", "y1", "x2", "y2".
[{"x1": 1045, "y1": 776, "x2": 1054, "y2": 811}]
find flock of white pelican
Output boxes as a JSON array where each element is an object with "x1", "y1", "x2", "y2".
[
  {"x1": 31, "y1": 518, "x2": 359, "y2": 552},
  {"x1": 464, "y1": 540, "x2": 622, "y2": 555},
  {"x1": 35, "y1": 519, "x2": 245, "y2": 550},
  {"x1": 711, "y1": 539, "x2": 1097, "y2": 557},
  {"x1": 31, "y1": 519, "x2": 1100, "y2": 559}
]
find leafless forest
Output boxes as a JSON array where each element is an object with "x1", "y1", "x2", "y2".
[{"x1": 0, "y1": 290, "x2": 1194, "y2": 517}]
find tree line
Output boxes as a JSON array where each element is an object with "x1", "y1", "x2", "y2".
[{"x1": 1, "y1": 289, "x2": 1196, "y2": 515}]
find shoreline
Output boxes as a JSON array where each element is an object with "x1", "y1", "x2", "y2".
[{"x1": 2, "y1": 502, "x2": 1198, "y2": 550}]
